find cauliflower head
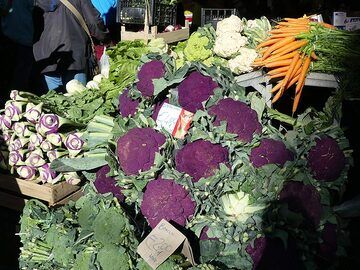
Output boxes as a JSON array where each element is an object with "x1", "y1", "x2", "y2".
[
  {"x1": 118, "y1": 89, "x2": 139, "y2": 118},
  {"x1": 213, "y1": 32, "x2": 248, "y2": 58},
  {"x1": 175, "y1": 139, "x2": 229, "y2": 182},
  {"x1": 208, "y1": 98, "x2": 262, "y2": 142},
  {"x1": 216, "y1": 15, "x2": 244, "y2": 35},
  {"x1": 307, "y1": 136, "x2": 345, "y2": 181},
  {"x1": 94, "y1": 165, "x2": 124, "y2": 202},
  {"x1": 184, "y1": 32, "x2": 213, "y2": 62},
  {"x1": 117, "y1": 128, "x2": 166, "y2": 175},
  {"x1": 140, "y1": 177, "x2": 196, "y2": 228},
  {"x1": 279, "y1": 181, "x2": 322, "y2": 228},
  {"x1": 136, "y1": 60, "x2": 166, "y2": 97},
  {"x1": 228, "y1": 47, "x2": 258, "y2": 74},
  {"x1": 250, "y1": 138, "x2": 294, "y2": 168},
  {"x1": 178, "y1": 71, "x2": 219, "y2": 113}
]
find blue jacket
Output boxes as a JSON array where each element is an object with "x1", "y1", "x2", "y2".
[{"x1": 91, "y1": 0, "x2": 116, "y2": 25}]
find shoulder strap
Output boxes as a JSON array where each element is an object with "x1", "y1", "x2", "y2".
[{"x1": 59, "y1": 0, "x2": 95, "y2": 50}]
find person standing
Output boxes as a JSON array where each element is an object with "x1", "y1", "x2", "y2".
[{"x1": 33, "y1": 0, "x2": 108, "y2": 92}]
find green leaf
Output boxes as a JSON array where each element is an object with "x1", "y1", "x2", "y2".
[{"x1": 51, "y1": 154, "x2": 107, "y2": 172}]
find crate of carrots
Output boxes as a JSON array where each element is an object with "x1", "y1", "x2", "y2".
[{"x1": 253, "y1": 16, "x2": 360, "y2": 114}]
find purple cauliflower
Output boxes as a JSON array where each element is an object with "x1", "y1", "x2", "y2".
[
  {"x1": 307, "y1": 137, "x2": 345, "y2": 182},
  {"x1": 178, "y1": 71, "x2": 219, "y2": 113},
  {"x1": 140, "y1": 177, "x2": 196, "y2": 228},
  {"x1": 136, "y1": 60, "x2": 166, "y2": 97},
  {"x1": 279, "y1": 181, "x2": 322, "y2": 228},
  {"x1": 250, "y1": 138, "x2": 294, "y2": 168},
  {"x1": 175, "y1": 139, "x2": 229, "y2": 182},
  {"x1": 151, "y1": 98, "x2": 169, "y2": 121},
  {"x1": 118, "y1": 89, "x2": 140, "y2": 117},
  {"x1": 208, "y1": 98, "x2": 262, "y2": 142},
  {"x1": 94, "y1": 165, "x2": 124, "y2": 202},
  {"x1": 117, "y1": 128, "x2": 166, "y2": 175},
  {"x1": 246, "y1": 237, "x2": 303, "y2": 270}
]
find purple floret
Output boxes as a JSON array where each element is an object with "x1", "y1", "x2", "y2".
[
  {"x1": 178, "y1": 71, "x2": 219, "y2": 113},
  {"x1": 140, "y1": 177, "x2": 196, "y2": 228},
  {"x1": 175, "y1": 139, "x2": 229, "y2": 182},
  {"x1": 117, "y1": 128, "x2": 166, "y2": 175},
  {"x1": 118, "y1": 89, "x2": 140, "y2": 117},
  {"x1": 208, "y1": 98, "x2": 262, "y2": 142},
  {"x1": 136, "y1": 60, "x2": 166, "y2": 97},
  {"x1": 94, "y1": 165, "x2": 124, "y2": 202},
  {"x1": 250, "y1": 138, "x2": 294, "y2": 168},
  {"x1": 279, "y1": 181, "x2": 322, "y2": 228},
  {"x1": 307, "y1": 137, "x2": 345, "y2": 182},
  {"x1": 151, "y1": 98, "x2": 169, "y2": 121}
]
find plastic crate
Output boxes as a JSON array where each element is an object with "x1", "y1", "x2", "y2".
[
  {"x1": 201, "y1": 8, "x2": 238, "y2": 28},
  {"x1": 116, "y1": 0, "x2": 177, "y2": 26}
]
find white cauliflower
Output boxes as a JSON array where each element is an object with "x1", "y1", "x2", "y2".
[
  {"x1": 65, "y1": 79, "x2": 87, "y2": 96},
  {"x1": 213, "y1": 32, "x2": 248, "y2": 58},
  {"x1": 216, "y1": 15, "x2": 244, "y2": 36},
  {"x1": 228, "y1": 47, "x2": 258, "y2": 74}
]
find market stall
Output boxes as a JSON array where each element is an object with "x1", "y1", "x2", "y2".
[{"x1": 1, "y1": 10, "x2": 360, "y2": 270}]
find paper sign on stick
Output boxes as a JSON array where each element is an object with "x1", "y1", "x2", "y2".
[{"x1": 137, "y1": 219, "x2": 196, "y2": 269}]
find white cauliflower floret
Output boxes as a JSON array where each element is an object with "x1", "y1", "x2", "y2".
[
  {"x1": 228, "y1": 47, "x2": 258, "y2": 74},
  {"x1": 216, "y1": 15, "x2": 244, "y2": 35},
  {"x1": 213, "y1": 32, "x2": 248, "y2": 58}
]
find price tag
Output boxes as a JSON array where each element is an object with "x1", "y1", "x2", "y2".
[
  {"x1": 137, "y1": 219, "x2": 196, "y2": 269},
  {"x1": 156, "y1": 103, "x2": 193, "y2": 139}
]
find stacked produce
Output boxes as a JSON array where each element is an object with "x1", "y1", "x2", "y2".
[
  {"x1": 0, "y1": 91, "x2": 83, "y2": 184},
  {"x1": 253, "y1": 16, "x2": 360, "y2": 113},
  {"x1": 172, "y1": 15, "x2": 271, "y2": 74},
  {"x1": 43, "y1": 54, "x2": 352, "y2": 269}
]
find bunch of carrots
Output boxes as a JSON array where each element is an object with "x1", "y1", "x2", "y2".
[{"x1": 253, "y1": 16, "x2": 334, "y2": 113}]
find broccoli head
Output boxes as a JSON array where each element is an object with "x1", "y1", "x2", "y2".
[
  {"x1": 117, "y1": 128, "x2": 166, "y2": 175},
  {"x1": 178, "y1": 71, "x2": 219, "y2": 113},
  {"x1": 118, "y1": 89, "x2": 139, "y2": 118},
  {"x1": 279, "y1": 181, "x2": 322, "y2": 228},
  {"x1": 94, "y1": 165, "x2": 124, "y2": 202},
  {"x1": 97, "y1": 244, "x2": 131, "y2": 270},
  {"x1": 184, "y1": 32, "x2": 213, "y2": 62},
  {"x1": 250, "y1": 138, "x2": 294, "y2": 168},
  {"x1": 136, "y1": 60, "x2": 166, "y2": 97},
  {"x1": 208, "y1": 98, "x2": 262, "y2": 142},
  {"x1": 175, "y1": 139, "x2": 229, "y2": 182},
  {"x1": 140, "y1": 177, "x2": 196, "y2": 228},
  {"x1": 307, "y1": 137, "x2": 345, "y2": 181}
]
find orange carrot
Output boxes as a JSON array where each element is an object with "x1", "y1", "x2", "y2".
[
  {"x1": 272, "y1": 86, "x2": 285, "y2": 103},
  {"x1": 269, "y1": 33, "x2": 298, "y2": 39},
  {"x1": 277, "y1": 22, "x2": 309, "y2": 27},
  {"x1": 262, "y1": 36, "x2": 296, "y2": 59},
  {"x1": 265, "y1": 59, "x2": 293, "y2": 68},
  {"x1": 295, "y1": 55, "x2": 311, "y2": 93},
  {"x1": 292, "y1": 82, "x2": 305, "y2": 113},
  {"x1": 256, "y1": 38, "x2": 282, "y2": 49},
  {"x1": 311, "y1": 51, "x2": 318, "y2": 60},
  {"x1": 267, "y1": 66, "x2": 289, "y2": 75},
  {"x1": 270, "y1": 27, "x2": 309, "y2": 34},
  {"x1": 270, "y1": 81, "x2": 283, "y2": 93},
  {"x1": 265, "y1": 51, "x2": 298, "y2": 63},
  {"x1": 319, "y1": 22, "x2": 336, "y2": 29},
  {"x1": 272, "y1": 40, "x2": 308, "y2": 56},
  {"x1": 269, "y1": 72, "x2": 287, "y2": 79},
  {"x1": 279, "y1": 52, "x2": 300, "y2": 95},
  {"x1": 288, "y1": 56, "x2": 303, "y2": 79}
]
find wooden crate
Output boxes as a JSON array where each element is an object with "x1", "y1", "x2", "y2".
[
  {"x1": 121, "y1": 20, "x2": 190, "y2": 44},
  {"x1": 0, "y1": 174, "x2": 81, "y2": 209}
]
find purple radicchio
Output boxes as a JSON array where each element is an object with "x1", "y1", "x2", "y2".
[
  {"x1": 178, "y1": 71, "x2": 219, "y2": 113},
  {"x1": 140, "y1": 177, "x2": 196, "y2": 228},
  {"x1": 136, "y1": 60, "x2": 166, "y2": 97},
  {"x1": 175, "y1": 139, "x2": 229, "y2": 182},
  {"x1": 25, "y1": 150, "x2": 46, "y2": 167},
  {"x1": 24, "y1": 103, "x2": 43, "y2": 124},
  {"x1": 94, "y1": 165, "x2": 124, "y2": 201},
  {"x1": 38, "y1": 163, "x2": 57, "y2": 183},
  {"x1": 17, "y1": 166, "x2": 36, "y2": 180},
  {"x1": 250, "y1": 138, "x2": 294, "y2": 168},
  {"x1": 208, "y1": 98, "x2": 262, "y2": 142},
  {"x1": 116, "y1": 127, "x2": 166, "y2": 175},
  {"x1": 307, "y1": 136, "x2": 345, "y2": 182},
  {"x1": 118, "y1": 89, "x2": 140, "y2": 117},
  {"x1": 65, "y1": 133, "x2": 84, "y2": 157}
]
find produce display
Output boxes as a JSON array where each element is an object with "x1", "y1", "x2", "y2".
[{"x1": 0, "y1": 11, "x2": 359, "y2": 270}]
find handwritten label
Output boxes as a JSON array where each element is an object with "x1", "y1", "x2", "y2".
[
  {"x1": 137, "y1": 219, "x2": 196, "y2": 269},
  {"x1": 156, "y1": 103, "x2": 193, "y2": 139}
]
